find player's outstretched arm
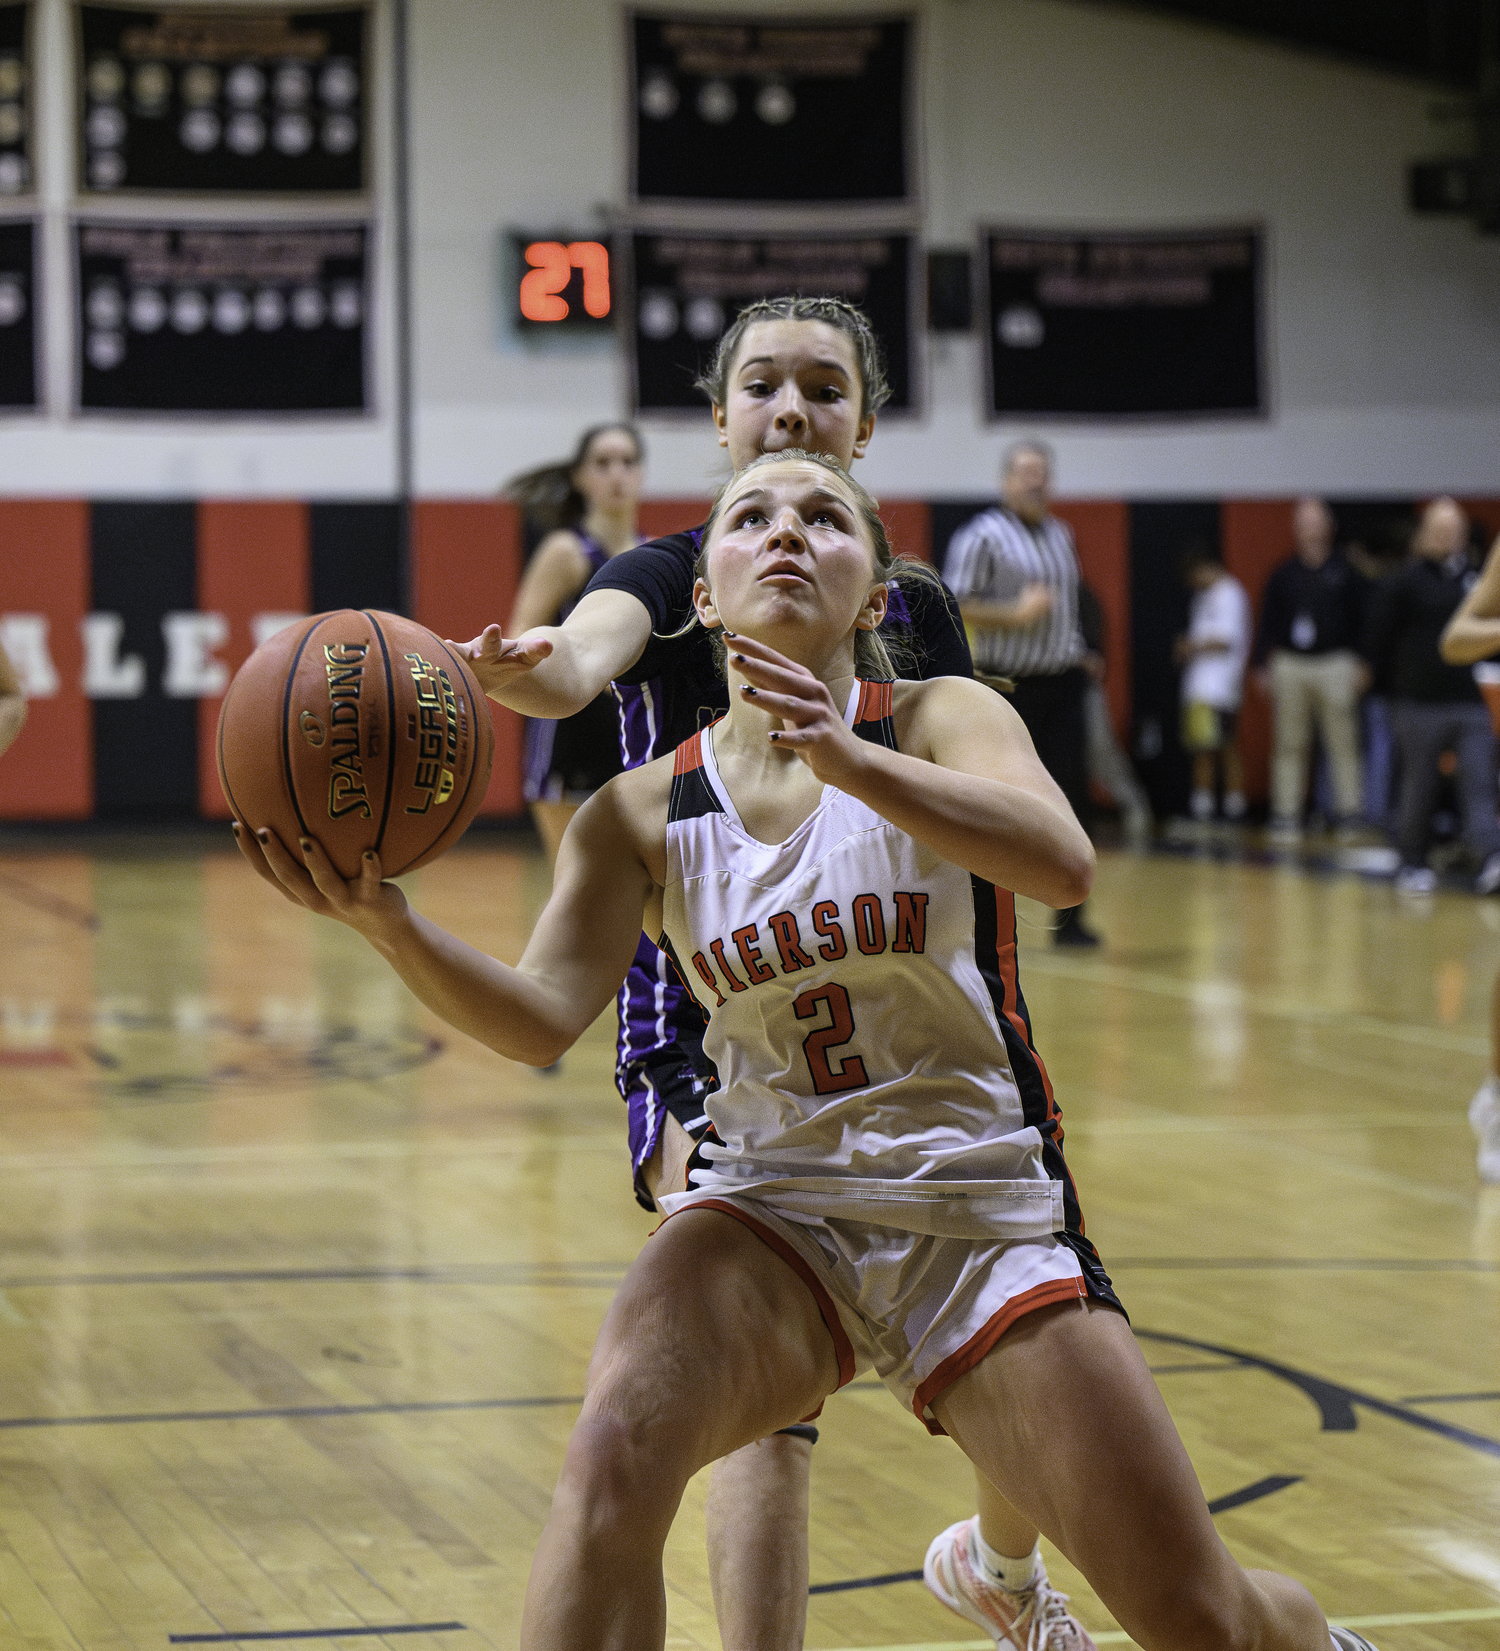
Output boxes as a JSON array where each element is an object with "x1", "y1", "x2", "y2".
[
  {"x1": 1442, "y1": 536, "x2": 1500, "y2": 664},
  {"x1": 0, "y1": 641, "x2": 25, "y2": 755},
  {"x1": 728, "y1": 637, "x2": 1092, "y2": 908},
  {"x1": 449, "y1": 587, "x2": 654, "y2": 719},
  {"x1": 232, "y1": 782, "x2": 655, "y2": 1066}
]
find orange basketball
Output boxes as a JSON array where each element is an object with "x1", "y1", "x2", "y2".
[{"x1": 217, "y1": 609, "x2": 494, "y2": 879}]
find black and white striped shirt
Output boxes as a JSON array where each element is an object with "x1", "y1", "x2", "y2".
[{"x1": 944, "y1": 507, "x2": 1084, "y2": 678}]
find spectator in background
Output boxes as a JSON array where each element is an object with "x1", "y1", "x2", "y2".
[
  {"x1": 1176, "y1": 547, "x2": 1252, "y2": 822},
  {"x1": 946, "y1": 439, "x2": 1101, "y2": 945},
  {"x1": 1438, "y1": 527, "x2": 1500, "y2": 1183},
  {"x1": 0, "y1": 638, "x2": 25, "y2": 755},
  {"x1": 1253, "y1": 497, "x2": 1369, "y2": 842},
  {"x1": 1078, "y1": 580, "x2": 1152, "y2": 843},
  {"x1": 1364, "y1": 497, "x2": 1500, "y2": 896}
]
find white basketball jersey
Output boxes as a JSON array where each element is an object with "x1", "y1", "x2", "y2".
[{"x1": 657, "y1": 680, "x2": 1080, "y2": 1243}]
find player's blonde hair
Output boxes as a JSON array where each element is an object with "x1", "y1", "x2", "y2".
[{"x1": 692, "y1": 450, "x2": 941, "y2": 680}]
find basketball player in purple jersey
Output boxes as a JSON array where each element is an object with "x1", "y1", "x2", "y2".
[
  {"x1": 454, "y1": 298, "x2": 1090, "y2": 1650},
  {"x1": 504, "y1": 423, "x2": 645, "y2": 864}
]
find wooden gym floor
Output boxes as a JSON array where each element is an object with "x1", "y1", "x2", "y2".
[{"x1": 0, "y1": 831, "x2": 1497, "y2": 1651}]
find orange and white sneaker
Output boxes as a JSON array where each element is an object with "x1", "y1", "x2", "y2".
[{"x1": 924, "y1": 1518, "x2": 1097, "y2": 1651}]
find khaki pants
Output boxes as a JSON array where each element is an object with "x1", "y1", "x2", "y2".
[{"x1": 1269, "y1": 650, "x2": 1363, "y2": 822}]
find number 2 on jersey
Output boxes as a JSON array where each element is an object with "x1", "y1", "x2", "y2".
[{"x1": 793, "y1": 983, "x2": 870, "y2": 1095}]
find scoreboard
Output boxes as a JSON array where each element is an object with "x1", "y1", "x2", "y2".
[{"x1": 509, "y1": 233, "x2": 614, "y2": 333}]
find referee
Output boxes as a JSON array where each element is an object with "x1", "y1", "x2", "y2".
[{"x1": 946, "y1": 439, "x2": 1102, "y2": 947}]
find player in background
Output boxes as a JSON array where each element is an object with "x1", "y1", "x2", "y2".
[
  {"x1": 504, "y1": 423, "x2": 643, "y2": 864},
  {"x1": 240, "y1": 452, "x2": 1381, "y2": 1651},
  {"x1": 454, "y1": 298, "x2": 1093, "y2": 1651},
  {"x1": 1175, "y1": 545, "x2": 1252, "y2": 824},
  {"x1": 1437, "y1": 526, "x2": 1500, "y2": 1183},
  {"x1": 0, "y1": 638, "x2": 25, "y2": 755}
]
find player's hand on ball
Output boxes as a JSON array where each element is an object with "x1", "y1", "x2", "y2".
[
  {"x1": 233, "y1": 822, "x2": 408, "y2": 938},
  {"x1": 448, "y1": 624, "x2": 554, "y2": 701},
  {"x1": 726, "y1": 634, "x2": 864, "y2": 784}
]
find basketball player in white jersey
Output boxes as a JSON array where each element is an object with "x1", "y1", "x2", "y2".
[{"x1": 235, "y1": 451, "x2": 1380, "y2": 1651}]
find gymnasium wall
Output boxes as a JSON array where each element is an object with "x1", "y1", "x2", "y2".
[
  {"x1": 411, "y1": 0, "x2": 1500, "y2": 499},
  {"x1": 8, "y1": 492, "x2": 1500, "y2": 824},
  {"x1": 1, "y1": 0, "x2": 1497, "y2": 498}
]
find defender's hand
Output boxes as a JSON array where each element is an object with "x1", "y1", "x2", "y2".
[{"x1": 448, "y1": 624, "x2": 554, "y2": 701}]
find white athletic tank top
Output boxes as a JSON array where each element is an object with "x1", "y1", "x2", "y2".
[{"x1": 656, "y1": 680, "x2": 1072, "y2": 1241}]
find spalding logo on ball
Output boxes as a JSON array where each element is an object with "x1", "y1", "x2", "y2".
[{"x1": 217, "y1": 610, "x2": 495, "y2": 878}]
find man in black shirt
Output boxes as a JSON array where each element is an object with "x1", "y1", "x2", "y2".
[
  {"x1": 1252, "y1": 497, "x2": 1367, "y2": 839},
  {"x1": 1364, "y1": 497, "x2": 1500, "y2": 894}
]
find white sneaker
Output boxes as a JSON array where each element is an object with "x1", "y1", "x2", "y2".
[
  {"x1": 924, "y1": 1518, "x2": 1097, "y2": 1651},
  {"x1": 1472, "y1": 1076, "x2": 1500, "y2": 1184},
  {"x1": 1478, "y1": 853, "x2": 1500, "y2": 895},
  {"x1": 1330, "y1": 1628, "x2": 1382, "y2": 1651},
  {"x1": 1394, "y1": 865, "x2": 1438, "y2": 895},
  {"x1": 1190, "y1": 789, "x2": 1215, "y2": 822}
]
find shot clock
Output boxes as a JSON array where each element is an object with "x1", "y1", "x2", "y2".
[{"x1": 509, "y1": 232, "x2": 614, "y2": 333}]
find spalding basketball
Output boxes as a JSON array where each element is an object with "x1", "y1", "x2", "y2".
[{"x1": 217, "y1": 609, "x2": 494, "y2": 879}]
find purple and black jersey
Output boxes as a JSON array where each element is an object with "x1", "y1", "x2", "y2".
[{"x1": 585, "y1": 524, "x2": 975, "y2": 1207}]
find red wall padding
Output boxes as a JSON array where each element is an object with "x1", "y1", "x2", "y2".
[
  {"x1": 409, "y1": 499, "x2": 525, "y2": 817},
  {"x1": 196, "y1": 501, "x2": 311, "y2": 820},
  {"x1": 0, "y1": 501, "x2": 93, "y2": 819}
]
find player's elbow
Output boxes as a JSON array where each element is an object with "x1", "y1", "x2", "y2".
[
  {"x1": 1049, "y1": 837, "x2": 1095, "y2": 909},
  {"x1": 1440, "y1": 626, "x2": 1479, "y2": 666}
]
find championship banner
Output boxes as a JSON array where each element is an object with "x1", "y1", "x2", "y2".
[
  {"x1": 629, "y1": 230, "x2": 916, "y2": 413},
  {"x1": 0, "y1": 216, "x2": 36, "y2": 406},
  {"x1": 76, "y1": 5, "x2": 366, "y2": 194},
  {"x1": 0, "y1": 4, "x2": 30, "y2": 196},
  {"x1": 75, "y1": 219, "x2": 368, "y2": 413},
  {"x1": 630, "y1": 12, "x2": 912, "y2": 204},
  {"x1": 982, "y1": 227, "x2": 1264, "y2": 419}
]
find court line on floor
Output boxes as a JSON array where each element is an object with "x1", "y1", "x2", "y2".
[
  {"x1": 1022, "y1": 952, "x2": 1490, "y2": 1056},
  {"x1": 807, "y1": 1477, "x2": 1302, "y2": 1596},
  {"x1": 170, "y1": 1625, "x2": 466, "y2": 1644},
  {"x1": 811, "y1": 1613, "x2": 1500, "y2": 1651},
  {"x1": 1404, "y1": 1390, "x2": 1500, "y2": 1403},
  {"x1": 0, "y1": 871, "x2": 100, "y2": 931},
  {"x1": 0, "y1": 1394, "x2": 584, "y2": 1430},
  {"x1": 0, "y1": 1263, "x2": 632, "y2": 1289},
  {"x1": 0, "y1": 1256, "x2": 1491, "y2": 1291},
  {"x1": 1136, "y1": 1329, "x2": 1500, "y2": 1459}
]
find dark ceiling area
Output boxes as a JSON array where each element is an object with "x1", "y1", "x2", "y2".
[{"x1": 1098, "y1": 1, "x2": 1490, "y2": 90}]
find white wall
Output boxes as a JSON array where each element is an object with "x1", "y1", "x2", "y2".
[
  {"x1": 414, "y1": 0, "x2": 1500, "y2": 499},
  {"x1": 4, "y1": 0, "x2": 1498, "y2": 499},
  {"x1": 1, "y1": 0, "x2": 398, "y2": 496}
]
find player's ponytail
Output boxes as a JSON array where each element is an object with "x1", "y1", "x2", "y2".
[{"x1": 503, "y1": 423, "x2": 644, "y2": 533}]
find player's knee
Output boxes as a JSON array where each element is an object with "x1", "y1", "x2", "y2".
[{"x1": 556, "y1": 1403, "x2": 685, "y2": 1543}]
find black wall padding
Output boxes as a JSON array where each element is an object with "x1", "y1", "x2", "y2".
[
  {"x1": 90, "y1": 501, "x2": 199, "y2": 819},
  {"x1": 309, "y1": 502, "x2": 404, "y2": 615},
  {"x1": 1129, "y1": 500, "x2": 1221, "y2": 819}
]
